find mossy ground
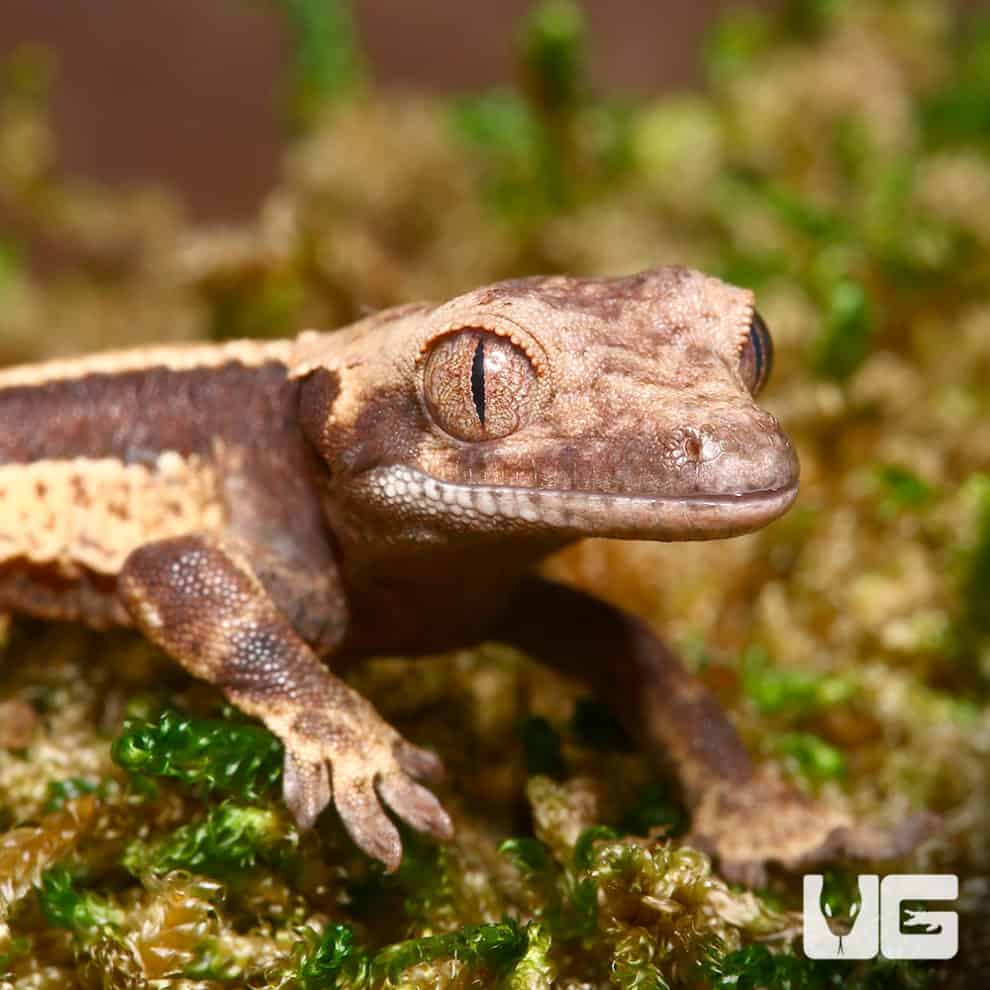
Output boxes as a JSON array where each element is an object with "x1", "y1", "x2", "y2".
[{"x1": 1, "y1": 1, "x2": 988, "y2": 986}]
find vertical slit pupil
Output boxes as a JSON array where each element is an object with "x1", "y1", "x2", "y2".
[
  {"x1": 470, "y1": 338, "x2": 486, "y2": 425},
  {"x1": 750, "y1": 323, "x2": 763, "y2": 381}
]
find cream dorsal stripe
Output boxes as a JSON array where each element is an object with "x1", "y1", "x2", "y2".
[
  {"x1": 0, "y1": 339, "x2": 296, "y2": 390},
  {"x1": 0, "y1": 456, "x2": 225, "y2": 575}
]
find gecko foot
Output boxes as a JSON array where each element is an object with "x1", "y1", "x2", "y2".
[
  {"x1": 687, "y1": 767, "x2": 938, "y2": 888},
  {"x1": 277, "y1": 689, "x2": 452, "y2": 871}
]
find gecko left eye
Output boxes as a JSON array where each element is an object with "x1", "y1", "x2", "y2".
[
  {"x1": 739, "y1": 311, "x2": 773, "y2": 395},
  {"x1": 423, "y1": 330, "x2": 537, "y2": 441}
]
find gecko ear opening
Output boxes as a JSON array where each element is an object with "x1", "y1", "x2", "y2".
[
  {"x1": 297, "y1": 366, "x2": 343, "y2": 463},
  {"x1": 422, "y1": 329, "x2": 537, "y2": 442}
]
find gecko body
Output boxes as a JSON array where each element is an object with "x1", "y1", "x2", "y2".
[{"x1": 0, "y1": 268, "x2": 930, "y2": 882}]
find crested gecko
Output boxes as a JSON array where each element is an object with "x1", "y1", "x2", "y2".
[{"x1": 0, "y1": 267, "x2": 931, "y2": 884}]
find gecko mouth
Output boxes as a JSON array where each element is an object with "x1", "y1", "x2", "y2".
[{"x1": 364, "y1": 466, "x2": 799, "y2": 541}]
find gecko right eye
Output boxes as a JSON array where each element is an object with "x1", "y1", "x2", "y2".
[
  {"x1": 422, "y1": 329, "x2": 537, "y2": 442},
  {"x1": 739, "y1": 311, "x2": 773, "y2": 395}
]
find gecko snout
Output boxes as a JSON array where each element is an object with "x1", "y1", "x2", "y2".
[{"x1": 692, "y1": 418, "x2": 799, "y2": 498}]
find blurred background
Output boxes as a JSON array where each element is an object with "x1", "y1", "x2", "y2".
[
  {"x1": 4, "y1": 1, "x2": 809, "y2": 220},
  {"x1": 0, "y1": 0, "x2": 982, "y2": 221}
]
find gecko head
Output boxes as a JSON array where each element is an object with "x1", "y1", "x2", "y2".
[{"x1": 294, "y1": 267, "x2": 798, "y2": 544}]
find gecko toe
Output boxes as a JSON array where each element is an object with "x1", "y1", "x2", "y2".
[
  {"x1": 394, "y1": 738, "x2": 446, "y2": 783},
  {"x1": 282, "y1": 751, "x2": 332, "y2": 830},
  {"x1": 333, "y1": 771, "x2": 404, "y2": 872},
  {"x1": 832, "y1": 811, "x2": 939, "y2": 861},
  {"x1": 378, "y1": 773, "x2": 453, "y2": 841}
]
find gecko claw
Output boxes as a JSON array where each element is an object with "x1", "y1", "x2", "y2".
[
  {"x1": 282, "y1": 751, "x2": 332, "y2": 831},
  {"x1": 378, "y1": 773, "x2": 454, "y2": 841},
  {"x1": 333, "y1": 771, "x2": 404, "y2": 872},
  {"x1": 394, "y1": 738, "x2": 447, "y2": 783},
  {"x1": 275, "y1": 689, "x2": 452, "y2": 870}
]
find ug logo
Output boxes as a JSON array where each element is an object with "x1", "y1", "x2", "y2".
[{"x1": 802, "y1": 874, "x2": 958, "y2": 961}]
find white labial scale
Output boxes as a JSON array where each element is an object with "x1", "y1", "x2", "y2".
[
  {"x1": 516, "y1": 494, "x2": 539, "y2": 523},
  {"x1": 474, "y1": 491, "x2": 498, "y2": 517},
  {"x1": 362, "y1": 463, "x2": 797, "y2": 540}
]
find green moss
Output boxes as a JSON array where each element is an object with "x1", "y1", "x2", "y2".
[
  {"x1": 810, "y1": 277, "x2": 873, "y2": 383},
  {"x1": 293, "y1": 923, "x2": 370, "y2": 990},
  {"x1": 708, "y1": 943, "x2": 933, "y2": 990},
  {"x1": 289, "y1": 920, "x2": 533, "y2": 989},
  {"x1": 610, "y1": 930, "x2": 670, "y2": 990},
  {"x1": 207, "y1": 271, "x2": 307, "y2": 341},
  {"x1": 499, "y1": 836, "x2": 554, "y2": 875},
  {"x1": 506, "y1": 923, "x2": 554, "y2": 989},
  {"x1": 36, "y1": 866, "x2": 123, "y2": 938},
  {"x1": 742, "y1": 646, "x2": 856, "y2": 718},
  {"x1": 497, "y1": 828, "x2": 606, "y2": 941},
  {"x1": 42, "y1": 777, "x2": 105, "y2": 813},
  {"x1": 572, "y1": 824, "x2": 621, "y2": 871},
  {"x1": 453, "y1": 0, "x2": 627, "y2": 219},
  {"x1": 519, "y1": 0, "x2": 586, "y2": 115},
  {"x1": 122, "y1": 802, "x2": 296, "y2": 880},
  {"x1": 345, "y1": 824, "x2": 468, "y2": 933},
  {"x1": 453, "y1": 90, "x2": 563, "y2": 217},
  {"x1": 721, "y1": 171, "x2": 848, "y2": 242},
  {"x1": 923, "y1": 14, "x2": 990, "y2": 149},
  {"x1": 874, "y1": 465, "x2": 935, "y2": 518},
  {"x1": 111, "y1": 708, "x2": 283, "y2": 802},
  {"x1": 773, "y1": 731, "x2": 846, "y2": 783},
  {"x1": 703, "y1": 10, "x2": 775, "y2": 83},
  {"x1": 0, "y1": 934, "x2": 30, "y2": 973},
  {"x1": 270, "y1": 0, "x2": 364, "y2": 124},
  {"x1": 182, "y1": 940, "x2": 244, "y2": 982},
  {"x1": 376, "y1": 921, "x2": 528, "y2": 982},
  {"x1": 394, "y1": 829, "x2": 461, "y2": 926}
]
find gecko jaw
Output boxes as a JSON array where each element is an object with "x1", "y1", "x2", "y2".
[{"x1": 360, "y1": 465, "x2": 799, "y2": 542}]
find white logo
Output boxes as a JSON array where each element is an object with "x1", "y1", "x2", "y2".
[{"x1": 802, "y1": 874, "x2": 958, "y2": 960}]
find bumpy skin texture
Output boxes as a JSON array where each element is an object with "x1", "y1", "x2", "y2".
[{"x1": 0, "y1": 268, "x2": 931, "y2": 881}]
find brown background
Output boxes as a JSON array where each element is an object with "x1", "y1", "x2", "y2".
[{"x1": 0, "y1": 1, "x2": 977, "y2": 221}]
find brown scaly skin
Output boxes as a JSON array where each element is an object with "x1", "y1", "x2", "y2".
[{"x1": 0, "y1": 267, "x2": 933, "y2": 883}]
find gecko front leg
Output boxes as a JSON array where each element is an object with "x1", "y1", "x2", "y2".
[{"x1": 118, "y1": 534, "x2": 451, "y2": 870}]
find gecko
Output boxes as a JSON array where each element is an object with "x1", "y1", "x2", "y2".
[{"x1": 0, "y1": 266, "x2": 932, "y2": 884}]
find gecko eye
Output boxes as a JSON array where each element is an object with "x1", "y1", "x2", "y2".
[
  {"x1": 738, "y1": 311, "x2": 773, "y2": 395},
  {"x1": 423, "y1": 330, "x2": 537, "y2": 441}
]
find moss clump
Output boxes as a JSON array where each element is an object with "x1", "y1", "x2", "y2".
[
  {"x1": 270, "y1": 0, "x2": 365, "y2": 125},
  {"x1": 742, "y1": 645, "x2": 856, "y2": 718},
  {"x1": 708, "y1": 943, "x2": 934, "y2": 990},
  {"x1": 122, "y1": 802, "x2": 297, "y2": 881},
  {"x1": 111, "y1": 708, "x2": 284, "y2": 802},
  {"x1": 287, "y1": 919, "x2": 543, "y2": 989},
  {"x1": 36, "y1": 865, "x2": 122, "y2": 938}
]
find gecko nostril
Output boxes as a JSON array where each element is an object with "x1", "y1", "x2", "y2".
[
  {"x1": 757, "y1": 410, "x2": 781, "y2": 434},
  {"x1": 684, "y1": 434, "x2": 702, "y2": 462}
]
